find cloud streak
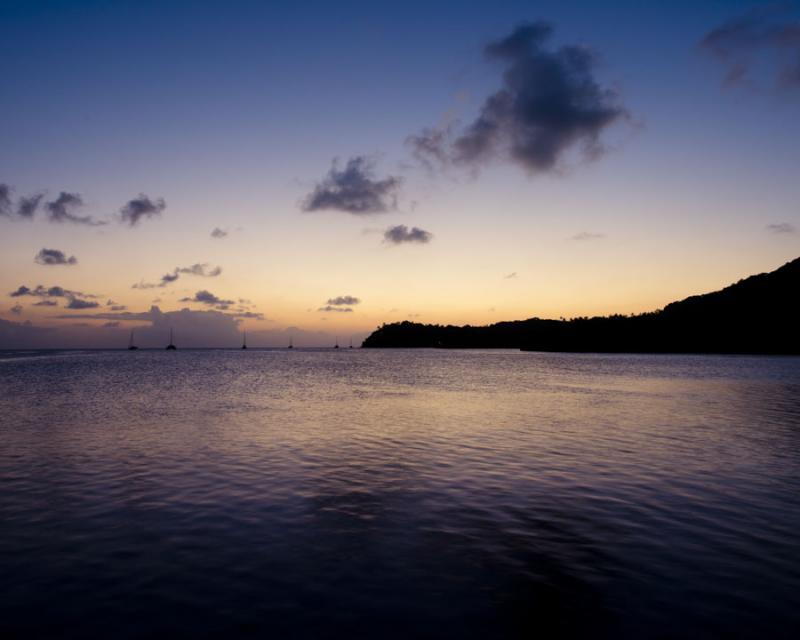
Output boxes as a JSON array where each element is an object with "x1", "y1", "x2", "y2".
[
  {"x1": 302, "y1": 157, "x2": 401, "y2": 214},
  {"x1": 45, "y1": 192, "x2": 105, "y2": 226},
  {"x1": 700, "y1": 8, "x2": 800, "y2": 90},
  {"x1": 132, "y1": 263, "x2": 222, "y2": 288},
  {"x1": 318, "y1": 305, "x2": 354, "y2": 313},
  {"x1": 571, "y1": 231, "x2": 605, "y2": 241},
  {"x1": 766, "y1": 222, "x2": 796, "y2": 234}
]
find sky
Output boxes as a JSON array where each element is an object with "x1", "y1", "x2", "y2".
[{"x1": 1, "y1": 0, "x2": 799, "y2": 347}]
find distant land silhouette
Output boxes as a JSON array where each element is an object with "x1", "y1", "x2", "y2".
[{"x1": 362, "y1": 257, "x2": 800, "y2": 354}]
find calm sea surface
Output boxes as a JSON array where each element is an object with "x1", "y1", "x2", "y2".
[{"x1": 1, "y1": 349, "x2": 799, "y2": 638}]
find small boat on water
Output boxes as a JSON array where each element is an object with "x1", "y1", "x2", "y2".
[
  {"x1": 166, "y1": 328, "x2": 177, "y2": 350},
  {"x1": 288, "y1": 337, "x2": 293, "y2": 349},
  {"x1": 241, "y1": 330, "x2": 247, "y2": 350},
  {"x1": 334, "y1": 337, "x2": 339, "y2": 349},
  {"x1": 128, "y1": 330, "x2": 138, "y2": 351}
]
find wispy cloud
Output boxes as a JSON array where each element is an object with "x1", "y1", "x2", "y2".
[
  {"x1": 766, "y1": 222, "x2": 796, "y2": 234},
  {"x1": 45, "y1": 192, "x2": 105, "y2": 226},
  {"x1": 571, "y1": 231, "x2": 605, "y2": 241},
  {"x1": 318, "y1": 305, "x2": 354, "y2": 313},
  {"x1": 132, "y1": 263, "x2": 222, "y2": 289},
  {"x1": 211, "y1": 227, "x2": 228, "y2": 239},
  {"x1": 0, "y1": 186, "x2": 45, "y2": 221},
  {"x1": 178, "y1": 263, "x2": 222, "y2": 277},
  {"x1": 119, "y1": 194, "x2": 166, "y2": 226},
  {"x1": 700, "y1": 7, "x2": 800, "y2": 90}
]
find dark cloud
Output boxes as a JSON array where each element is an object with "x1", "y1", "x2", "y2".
[
  {"x1": 0, "y1": 184, "x2": 11, "y2": 216},
  {"x1": 302, "y1": 156, "x2": 401, "y2": 214},
  {"x1": 766, "y1": 222, "x2": 796, "y2": 234},
  {"x1": 45, "y1": 192, "x2": 105, "y2": 226},
  {"x1": 211, "y1": 227, "x2": 228, "y2": 239},
  {"x1": 120, "y1": 194, "x2": 166, "y2": 226},
  {"x1": 410, "y1": 22, "x2": 628, "y2": 174},
  {"x1": 17, "y1": 194, "x2": 43, "y2": 219},
  {"x1": 35, "y1": 248, "x2": 78, "y2": 266},
  {"x1": 9, "y1": 285, "x2": 32, "y2": 297},
  {"x1": 700, "y1": 8, "x2": 800, "y2": 90},
  {"x1": 132, "y1": 263, "x2": 222, "y2": 289},
  {"x1": 10, "y1": 284, "x2": 97, "y2": 299},
  {"x1": 9, "y1": 284, "x2": 99, "y2": 310},
  {"x1": 64, "y1": 298, "x2": 100, "y2": 310},
  {"x1": 571, "y1": 231, "x2": 605, "y2": 241},
  {"x1": 318, "y1": 305, "x2": 354, "y2": 313},
  {"x1": 180, "y1": 290, "x2": 235, "y2": 309},
  {"x1": 10, "y1": 304, "x2": 23, "y2": 315},
  {"x1": 326, "y1": 295, "x2": 361, "y2": 306},
  {"x1": 0, "y1": 185, "x2": 39, "y2": 220},
  {"x1": 383, "y1": 225, "x2": 433, "y2": 244}
]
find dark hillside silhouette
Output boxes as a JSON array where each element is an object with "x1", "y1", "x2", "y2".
[{"x1": 362, "y1": 257, "x2": 800, "y2": 354}]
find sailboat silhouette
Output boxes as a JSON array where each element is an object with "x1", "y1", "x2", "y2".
[
  {"x1": 241, "y1": 330, "x2": 247, "y2": 350},
  {"x1": 128, "y1": 329, "x2": 138, "y2": 350},
  {"x1": 166, "y1": 328, "x2": 177, "y2": 350},
  {"x1": 349, "y1": 337, "x2": 353, "y2": 349},
  {"x1": 334, "y1": 337, "x2": 339, "y2": 349},
  {"x1": 288, "y1": 336, "x2": 293, "y2": 349}
]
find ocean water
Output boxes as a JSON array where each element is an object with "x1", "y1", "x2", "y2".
[{"x1": 1, "y1": 349, "x2": 799, "y2": 639}]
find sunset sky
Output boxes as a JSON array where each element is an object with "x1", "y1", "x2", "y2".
[{"x1": 1, "y1": 0, "x2": 798, "y2": 347}]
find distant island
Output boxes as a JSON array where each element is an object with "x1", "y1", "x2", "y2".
[{"x1": 362, "y1": 257, "x2": 800, "y2": 354}]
